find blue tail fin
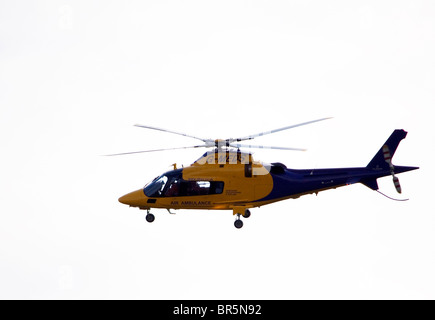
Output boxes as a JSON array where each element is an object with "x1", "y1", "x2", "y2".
[
  {"x1": 362, "y1": 130, "x2": 418, "y2": 192},
  {"x1": 366, "y1": 129, "x2": 408, "y2": 170}
]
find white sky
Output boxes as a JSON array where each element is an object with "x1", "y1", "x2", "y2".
[{"x1": 0, "y1": 0, "x2": 434, "y2": 299}]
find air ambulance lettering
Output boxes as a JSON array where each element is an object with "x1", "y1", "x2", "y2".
[{"x1": 181, "y1": 201, "x2": 211, "y2": 206}]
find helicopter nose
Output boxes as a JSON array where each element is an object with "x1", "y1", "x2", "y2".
[{"x1": 118, "y1": 189, "x2": 145, "y2": 206}]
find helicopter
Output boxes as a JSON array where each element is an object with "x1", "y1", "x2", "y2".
[{"x1": 108, "y1": 118, "x2": 418, "y2": 228}]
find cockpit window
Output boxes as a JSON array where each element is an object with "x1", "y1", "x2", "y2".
[
  {"x1": 143, "y1": 171, "x2": 224, "y2": 197},
  {"x1": 164, "y1": 180, "x2": 224, "y2": 197}
]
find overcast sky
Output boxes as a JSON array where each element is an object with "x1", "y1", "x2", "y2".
[{"x1": 1, "y1": 0, "x2": 434, "y2": 299}]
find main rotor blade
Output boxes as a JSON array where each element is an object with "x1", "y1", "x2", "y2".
[
  {"x1": 232, "y1": 117, "x2": 332, "y2": 142},
  {"x1": 229, "y1": 143, "x2": 306, "y2": 151},
  {"x1": 104, "y1": 145, "x2": 207, "y2": 156},
  {"x1": 134, "y1": 124, "x2": 207, "y2": 142}
]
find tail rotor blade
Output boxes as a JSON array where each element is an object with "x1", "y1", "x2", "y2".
[
  {"x1": 392, "y1": 175, "x2": 402, "y2": 194},
  {"x1": 383, "y1": 144, "x2": 392, "y2": 164},
  {"x1": 384, "y1": 144, "x2": 402, "y2": 193}
]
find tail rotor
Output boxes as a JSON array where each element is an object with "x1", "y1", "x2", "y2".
[{"x1": 383, "y1": 144, "x2": 402, "y2": 194}]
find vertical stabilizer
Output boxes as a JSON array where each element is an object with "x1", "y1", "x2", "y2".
[{"x1": 366, "y1": 129, "x2": 408, "y2": 170}]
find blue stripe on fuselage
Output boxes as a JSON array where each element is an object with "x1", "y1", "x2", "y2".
[{"x1": 256, "y1": 167, "x2": 390, "y2": 203}]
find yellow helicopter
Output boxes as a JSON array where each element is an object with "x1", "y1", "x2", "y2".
[{"x1": 107, "y1": 118, "x2": 418, "y2": 228}]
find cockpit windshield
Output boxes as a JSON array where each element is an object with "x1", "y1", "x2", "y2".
[{"x1": 144, "y1": 175, "x2": 168, "y2": 197}]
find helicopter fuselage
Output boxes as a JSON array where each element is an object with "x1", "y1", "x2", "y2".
[{"x1": 118, "y1": 148, "x2": 417, "y2": 214}]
